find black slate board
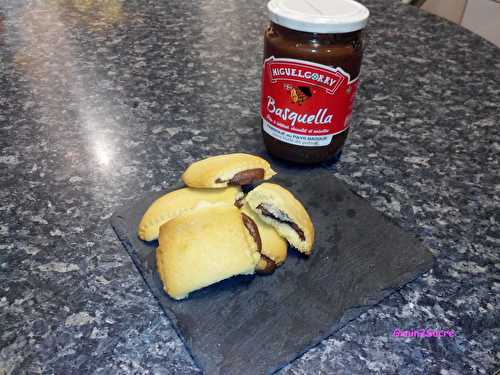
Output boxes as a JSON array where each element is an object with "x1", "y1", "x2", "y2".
[{"x1": 111, "y1": 167, "x2": 434, "y2": 375}]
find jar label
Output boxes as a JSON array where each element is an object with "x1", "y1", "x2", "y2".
[{"x1": 261, "y1": 57, "x2": 358, "y2": 147}]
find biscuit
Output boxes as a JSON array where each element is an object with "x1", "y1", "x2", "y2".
[
  {"x1": 156, "y1": 205, "x2": 261, "y2": 300},
  {"x1": 138, "y1": 186, "x2": 241, "y2": 241},
  {"x1": 181, "y1": 153, "x2": 276, "y2": 188},
  {"x1": 240, "y1": 201, "x2": 287, "y2": 273},
  {"x1": 246, "y1": 183, "x2": 315, "y2": 255}
]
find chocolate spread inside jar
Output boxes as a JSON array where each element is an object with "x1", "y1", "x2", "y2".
[{"x1": 261, "y1": 0, "x2": 369, "y2": 164}]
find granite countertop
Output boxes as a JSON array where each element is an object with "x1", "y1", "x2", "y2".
[{"x1": 1, "y1": 0, "x2": 499, "y2": 374}]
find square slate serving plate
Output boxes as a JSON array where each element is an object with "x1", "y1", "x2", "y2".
[{"x1": 111, "y1": 166, "x2": 434, "y2": 375}]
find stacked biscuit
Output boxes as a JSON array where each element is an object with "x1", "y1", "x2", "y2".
[{"x1": 138, "y1": 153, "x2": 315, "y2": 300}]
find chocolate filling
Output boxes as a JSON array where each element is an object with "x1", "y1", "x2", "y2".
[
  {"x1": 216, "y1": 168, "x2": 265, "y2": 185},
  {"x1": 257, "y1": 203, "x2": 306, "y2": 241},
  {"x1": 241, "y1": 213, "x2": 262, "y2": 251},
  {"x1": 241, "y1": 213, "x2": 277, "y2": 274},
  {"x1": 256, "y1": 254, "x2": 277, "y2": 274},
  {"x1": 234, "y1": 196, "x2": 244, "y2": 209}
]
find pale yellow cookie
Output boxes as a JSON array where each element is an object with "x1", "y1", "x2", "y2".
[
  {"x1": 138, "y1": 186, "x2": 241, "y2": 241},
  {"x1": 156, "y1": 205, "x2": 261, "y2": 300},
  {"x1": 240, "y1": 201, "x2": 287, "y2": 271},
  {"x1": 246, "y1": 183, "x2": 315, "y2": 255},
  {"x1": 181, "y1": 153, "x2": 276, "y2": 188}
]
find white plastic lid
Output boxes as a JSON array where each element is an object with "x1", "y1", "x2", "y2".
[{"x1": 267, "y1": 0, "x2": 369, "y2": 34}]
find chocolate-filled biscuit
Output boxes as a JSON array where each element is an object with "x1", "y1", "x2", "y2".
[
  {"x1": 156, "y1": 205, "x2": 261, "y2": 300},
  {"x1": 138, "y1": 186, "x2": 241, "y2": 241},
  {"x1": 246, "y1": 183, "x2": 314, "y2": 255},
  {"x1": 240, "y1": 201, "x2": 287, "y2": 273},
  {"x1": 181, "y1": 153, "x2": 276, "y2": 188}
]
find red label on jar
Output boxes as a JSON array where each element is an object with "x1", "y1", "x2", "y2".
[{"x1": 261, "y1": 57, "x2": 358, "y2": 147}]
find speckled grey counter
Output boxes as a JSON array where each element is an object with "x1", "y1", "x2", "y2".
[{"x1": 0, "y1": 0, "x2": 498, "y2": 374}]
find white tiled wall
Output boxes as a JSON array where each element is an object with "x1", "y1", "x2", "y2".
[
  {"x1": 419, "y1": 0, "x2": 500, "y2": 47},
  {"x1": 422, "y1": 0, "x2": 467, "y2": 23},
  {"x1": 461, "y1": 0, "x2": 500, "y2": 47}
]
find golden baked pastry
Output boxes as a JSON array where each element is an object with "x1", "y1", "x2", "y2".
[
  {"x1": 181, "y1": 153, "x2": 276, "y2": 188},
  {"x1": 138, "y1": 186, "x2": 241, "y2": 241},
  {"x1": 246, "y1": 183, "x2": 315, "y2": 255},
  {"x1": 240, "y1": 201, "x2": 287, "y2": 273},
  {"x1": 156, "y1": 204, "x2": 261, "y2": 300}
]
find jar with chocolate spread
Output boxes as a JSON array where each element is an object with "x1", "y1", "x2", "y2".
[{"x1": 261, "y1": 0, "x2": 369, "y2": 164}]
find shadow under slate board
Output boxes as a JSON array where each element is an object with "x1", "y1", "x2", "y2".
[{"x1": 110, "y1": 166, "x2": 434, "y2": 375}]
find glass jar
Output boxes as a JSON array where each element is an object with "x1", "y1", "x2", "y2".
[{"x1": 260, "y1": 0, "x2": 369, "y2": 164}]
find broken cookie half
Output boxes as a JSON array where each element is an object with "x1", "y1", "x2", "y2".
[
  {"x1": 157, "y1": 204, "x2": 261, "y2": 300},
  {"x1": 246, "y1": 183, "x2": 315, "y2": 255},
  {"x1": 240, "y1": 201, "x2": 287, "y2": 273},
  {"x1": 181, "y1": 153, "x2": 276, "y2": 188}
]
